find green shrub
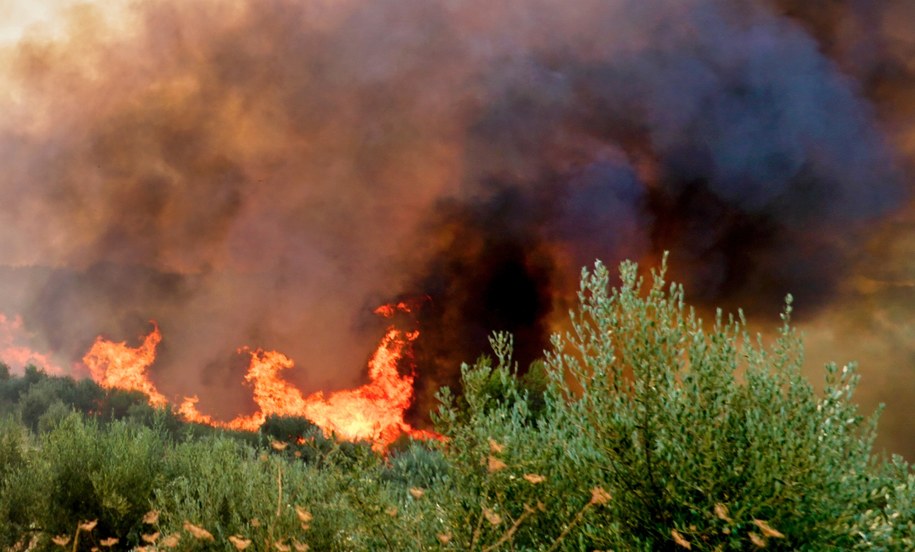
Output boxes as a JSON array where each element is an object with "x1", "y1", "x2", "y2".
[
  {"x1": 0, "y1": 415, "x2": 35, "y2": 549},
  {"x1": 0, "y1": 257, "x2": 910, "y2": 550},
  {"x1": 30, "y1": 414, "x2": 166, "y2": 550},
  {"x1": 152, "y1": 436, "x2": 372, "y2": 551},
  {"x1": 431, "y1": 257, "x2": 912, "y2": 550}
]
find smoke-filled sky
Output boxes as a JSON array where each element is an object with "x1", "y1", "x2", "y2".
[{"x1": 0, "y1": 0, "x2": 913, "y2": 458}]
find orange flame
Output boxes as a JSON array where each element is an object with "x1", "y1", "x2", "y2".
[
  {"x1": 87, "y1": 304, "x2": 437, "y2": 449},
  {"x1": 82, "y1": 322, "x2": 168, "y2": 407},
  {"x1": 0, "y1": 313, "x2": 65, "y2": 376},
  {"x1": 300, "y1": 327, "x2": 421, "y2": 447}
]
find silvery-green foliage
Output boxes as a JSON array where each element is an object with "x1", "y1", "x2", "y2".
[{"x1": 536, "y1": 256, "x2": 904, "y2": 550}]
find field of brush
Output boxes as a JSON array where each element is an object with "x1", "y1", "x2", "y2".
[{"x1": 1, "y1": 261, "x2": 913, "y2": 551}]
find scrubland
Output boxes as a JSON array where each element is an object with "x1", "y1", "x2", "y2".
[{"x1": 1, "y1": 260, "x2": 912, "y2": 551}]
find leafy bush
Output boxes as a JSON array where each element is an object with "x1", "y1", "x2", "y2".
[
  {"x1": 431, "y1": 257, "x2": 912, "y2": 550},
  {"x1": 0, "y1": 257, "x2": 910, "y2": 550},
  {"x1": 12, "y1": 414, "x2": 167, "y2": 550}
]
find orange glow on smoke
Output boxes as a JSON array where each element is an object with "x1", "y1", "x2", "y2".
[
  {"x1": 87, "y1": 304, "x2": 437, "y2": 450},
  {"x1": 0, "y1": 313, "x2": 65, "y2": 376},
  {"x1": 82, "y1": 322, "x2": 167, "y2": 407}
]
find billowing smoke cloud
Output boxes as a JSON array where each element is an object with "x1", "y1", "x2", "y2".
[{"x1": 0, "y1": 0, "x2": 911, "y2": 455}]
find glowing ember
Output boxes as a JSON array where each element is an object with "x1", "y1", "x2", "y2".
[
  {"x1": 87, "y1": 304, "x2": 437, "y2": 449},
  {"x1": 0, "y1": 313, "x2": 65, "y2": 376},
  {"x1": 373, "y1": 301, "x2": 413, "y2": 318},
  {"x1": 83, "y1": 322, "x2": 168, "y2": 407}
]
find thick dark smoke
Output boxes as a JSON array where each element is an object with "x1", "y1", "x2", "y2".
[{"x1": 0, "y1": 0, "x2": 911, "y2": 456}]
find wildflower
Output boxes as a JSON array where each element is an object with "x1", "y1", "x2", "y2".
[
  {"x1": 79, "y1": 520, "x2": 98, "y2": 532},
  {"x1": 753, "y1": 519, "x2": 784, "y2": 539},
  {"x1": 271, "y1": 441, "x2": 289, "y2": 451},
  {"x1": 100, "y1": 537, "x2": 118, "y2": 547},
  {"x1": 141, "y1": 532, "x2": 160, "y2": 543},
  {"x1": 292, "y1": 540, "x2": 309, "y2": 551},
  {"x1": 488, "y1": 438, "x2": 505, "y2": 454},
  {"x1": 409, "y1": 487, "x2": 425, "y2": 499},
  {"x1": 275, "y1": 541, "x2": 291, "y2": 551},
  {"x1": 437, "y1": 533, "x2": 452, "y2": 545},
  {"x1": 295, "y1": 506, "x2": 313, "y2": 523},
  {"x1": 143, "y1": 510, "x2": 160, "y2": 525},
  {"x1": 714, "y1": 503, "x2": 732, "y2": 523},
  {"x1": 589, "y1": 487, "x2": 611, "y2": 505},
  {"x1": 229, "y1": 536, "x2": 252, "y2": 550},
  {"x1": 748, "y1": 532, "x2": 766, "y2": 548},
  {"x1": 671, "y1": 529, "x2": 691, "y2": 549},
  {"x1": 160, "y1": 534, "x2": 180, "y2": 548},
  {"x1": 483, "y1": 508, "x2": 502, "y2": 526},
  {"x1": 183, "y1": 521, "x2": 214, "y2": 541},
  {"x1": 487, "y1": 456, "x2": 507, "y2": 473},
  {"x1": 51, "y1": 535, "x2": 70, "y2": 547},
  {"x1": 386, "y1": 506, "x2": 399, "y2": 517},
  {"x1": 523, "y1": 473, "x2": 546, "y2": 484}
]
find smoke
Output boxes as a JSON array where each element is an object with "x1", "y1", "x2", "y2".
[{"x1": 0, "y1": 0, "x2": 911, "y2": 455}]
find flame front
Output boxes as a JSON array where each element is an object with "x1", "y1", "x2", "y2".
[
  {"x1": 83, "y1": 322, "x2": 167, "y2": 407},
  {"x1": 300, "y1": 327, "x2": 420, "y2": 447},
  {"x1": 87, "y1": 305, "x2": 435, "y2": 449}
]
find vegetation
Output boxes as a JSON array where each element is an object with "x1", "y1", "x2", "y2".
[{"x1": 0, "y1": 258, "x2": 911, "y2": 550}]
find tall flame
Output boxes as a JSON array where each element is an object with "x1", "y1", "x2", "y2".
[
  {"x1": 87, "y1": 304, "x2": 435, "y2": 449},
  {"x1": 82, "y1": 322, "x2": 167, "y2": 407}
]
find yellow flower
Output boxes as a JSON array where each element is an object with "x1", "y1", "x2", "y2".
[
  {"x1": 295, "y1": 506, "x2": 313, "y2": 523},
  {"x1": 487, "y1": 456, "x2": 507, "y2": 473},
  {"x1": 483, "y1": 508, "x2": 502, "y2": 526},
  {"x1": 753, "y1": 519, "x2": 784, "y2": 539},
  {"x1": 671, "y1": 528, "x2": 691, "y2": 549},
  {"x1": 523, "y1": 473, "x2": 546, "y2": 484},
  {"x1": 714, "y1": 503, "x2": 732, "y2": 523},
  {"x1": 183, "y1": 521, "x2": 214, "y2": 541},
  {"x1": 589, "y1": 487, "x2": 611, "y2": 505}
]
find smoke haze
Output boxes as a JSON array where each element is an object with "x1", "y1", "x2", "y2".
[{"x1": 0, "y1": 0, "x2": 912, "y2": 456}]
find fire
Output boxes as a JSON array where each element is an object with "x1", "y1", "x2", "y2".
[
  {"x1": 82, "y1": 322, "x2": 168, "y2": 407},
  {"x1": 0, "y1": 313, "x2": 65, "y2": 376},
  {"x1": 86, "y1": 304, "x2": 436, "y2": 449},
  {"x1": 373, "y1": 301, "x2": 414, "y2": 318},
  {"x1": 300, "y1": 327, "x2": 421, "y2": 447}
]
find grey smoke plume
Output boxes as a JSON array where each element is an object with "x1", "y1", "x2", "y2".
[{"x1": 0, "y1": 0, "x2": 910, "y2": 455}]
